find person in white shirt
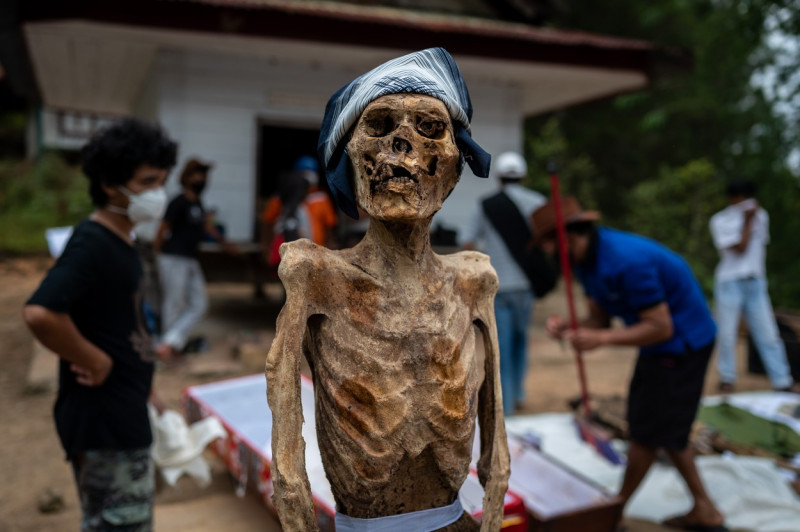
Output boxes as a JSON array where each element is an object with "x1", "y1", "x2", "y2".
[
  {"x1": 709, "y1": 179, "x2": 797, "y2": 393},
  {"x1": 461, "y1": 151, "x2": 547, "y2": 414}
]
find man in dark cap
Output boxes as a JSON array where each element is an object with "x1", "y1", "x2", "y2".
[{"x1": 154, "y1": 157, "x2": 235, "y2": 360}]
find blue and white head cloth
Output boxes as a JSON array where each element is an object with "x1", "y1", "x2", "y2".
[{"x1": 317, "y1": 47, "x2": 491, "y2": 219}]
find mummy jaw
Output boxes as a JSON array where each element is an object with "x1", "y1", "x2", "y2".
[{"x1": 371, "y1": 165, "x2": 418, "y2": 194}]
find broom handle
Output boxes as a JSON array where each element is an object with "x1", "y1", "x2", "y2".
[{"x1": 548, "y1": 168, "x2": 592, "y2": 417}]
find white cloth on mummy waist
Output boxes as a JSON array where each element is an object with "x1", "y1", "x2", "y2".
[{"x1": 334, "y1": 499, "x2": 464, "y2": 532}]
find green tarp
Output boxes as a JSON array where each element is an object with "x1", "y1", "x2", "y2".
[{"x1": 697, "y1": 402, "x2": 800, "y2": 457}]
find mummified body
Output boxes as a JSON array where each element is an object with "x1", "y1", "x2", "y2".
[{"x1": 266, "y1": 93, "x2": 509, "y2": 531}]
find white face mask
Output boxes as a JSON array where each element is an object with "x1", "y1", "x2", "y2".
[{"x1": 109, "y1": 186, "x2": 168, "y2": 223}]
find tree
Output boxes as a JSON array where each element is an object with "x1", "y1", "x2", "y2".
[{"x1": 526, "y1": 0, "x2": 800, "y2": 307}]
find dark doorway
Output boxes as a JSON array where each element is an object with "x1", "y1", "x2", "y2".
[
  {"x1": 256, "y1": 122, "x2": 321, "y2": 200},
  {"x1": 255, "y1": 122, "x2": 323, "y2": 243}
]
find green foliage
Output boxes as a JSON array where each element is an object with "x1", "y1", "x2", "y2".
[
  {"x1": 0, "y1": 153, "x2": 91, "y2": 253},
  {"x1": 523, "y1": 116, "x2": 598, "y2": 208},
  {"x1": 524, "y1": 0, "x2": 800, "y2": 308},
  {"x1": 0, "y1": 111, "x2": 27, "y2": 130},
  {"x1": 627, "y1": 159, "x2": 722, "y2": 294},
  {"x1": 757, "y1": 170, "x2": 800, "y2": 308}
]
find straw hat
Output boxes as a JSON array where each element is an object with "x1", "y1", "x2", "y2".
[{"x1": 531, "y1": 196, "x2": 601, "y2": 242}]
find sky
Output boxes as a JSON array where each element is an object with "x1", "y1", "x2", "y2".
[{"x1": 752, "y1": 6, "x2": 800, "y2": 173}]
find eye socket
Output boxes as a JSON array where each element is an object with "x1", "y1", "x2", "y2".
[
  {"x1": 416, "y1": 118, "x2": 446, "y2": 139},
  {"x1": 364, "y1": 114, "x2": 395, "y2": 137}
]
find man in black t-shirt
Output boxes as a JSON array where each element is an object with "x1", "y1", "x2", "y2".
[
  {"x1": 24, "y1": 119, "x2": 177, "y2": 532},
  {"x1": 154, "y1": 158, "x2": 234, "y2": 361}
]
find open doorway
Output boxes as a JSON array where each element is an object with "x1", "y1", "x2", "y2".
[
  {"x1": 255, "y1": 121, "x2": 322, "y2": 242},
  {"x1": 255, "y1": 121, "x2": 326, "y2": 240},
  {"x1": 256, "y1": 122, "x2": 322, "y2": 199}
]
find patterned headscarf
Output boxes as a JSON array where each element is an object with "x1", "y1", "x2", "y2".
[{"x1": 317, "y1": 47, "x2": 491, "y2": 219}]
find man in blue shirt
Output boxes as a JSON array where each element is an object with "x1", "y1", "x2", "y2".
[{"x1": 538, "y1": 197, "x2": 727, "y2": 532}]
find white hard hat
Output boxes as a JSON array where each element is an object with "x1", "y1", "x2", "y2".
[{"x1": 494, "y1": 151, "x2": 527, "y2": 179}]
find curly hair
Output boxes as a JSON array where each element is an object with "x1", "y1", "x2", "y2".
[{"x1": 82, "y1": 118, "x2": 178, "y2": 207}]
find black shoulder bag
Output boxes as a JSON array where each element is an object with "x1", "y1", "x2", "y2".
[{"x1": 482, "y1": 191, "x2": 558, "y2": 298}]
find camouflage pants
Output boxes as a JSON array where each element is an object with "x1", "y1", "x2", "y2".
[{"x1": 71, "y1": 448, "x2": 154, "y2": 532}]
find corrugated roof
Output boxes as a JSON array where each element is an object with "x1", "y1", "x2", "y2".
[
  {"x1": 318, "y1": 0, "x2": 504, "y2": 20},
  {"x1": 168, "y1": 0, "x2": 655, "y2": 52}
]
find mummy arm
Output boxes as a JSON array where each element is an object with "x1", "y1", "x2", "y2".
[
  {"x1": 474, "y1": 278, "x2": 510, "y2": 532},
  {"x1": 265, "y1": 247, "x2": 318, "y2": 531}
]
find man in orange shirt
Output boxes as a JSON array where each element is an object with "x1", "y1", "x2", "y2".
[
  {"x1": 296, "y1": 155, "x2": 338, "y2": 247},
  {"x1": 260, "y1": 156, "x2": 338, "y2": 264}
]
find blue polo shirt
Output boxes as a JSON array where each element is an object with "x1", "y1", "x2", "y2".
[{"x1": 576, "y1": 227, "x2": 716, "y2": 355}]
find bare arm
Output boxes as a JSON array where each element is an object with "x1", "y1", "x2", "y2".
[
  {"x1": 264, "y1": 247, "x2": 316, "y2": 531},
  {"x1": 149, "y1": 388, "x2": 167, "y2": 415},
  {"x1": 565, "y1": 301, "x2": 673, "y2": 352},
  {"x1": 473, "y1": 268, "x2": 510, "y2": 532},
  {"x1": 204, "y1": 215, "x2": 221, "y2": 242},
  {"x1": 153, "y1": 220, "x2": 169, "y2": 253},
  {"x1": 582, "y1": 299, "x2": 612, "y2": 329},
  {"x1": 23, "y1": 305, "x2": 112, "y2": 386},
  {"x1": 545, "y1": 298, "x2": 610, "y2": 338},
  {"x1": 603, "y1": 302, "x2": 672, "y2": 346},
  {"x1": 730, "y1": 206, "x2": 757, "y2": 254},
  {"x1": 205, "y1": 215, "x2": 237, "y2": 254}
]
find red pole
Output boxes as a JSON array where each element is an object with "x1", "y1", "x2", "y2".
[{"x1": 548, "y1": 169, "x2": 592, "y2": 418}]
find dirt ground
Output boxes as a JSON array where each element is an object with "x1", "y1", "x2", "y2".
[{"x1": 0, "y1": 256, "x2": 782, "y2": 531}]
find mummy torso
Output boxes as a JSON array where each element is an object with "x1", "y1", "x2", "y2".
[{"x1": 289, "y1": 243, "x2": 491, "y2": 516}]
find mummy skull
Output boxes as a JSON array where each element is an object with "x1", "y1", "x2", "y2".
[{"x1": 348, "y1": 94, "x2": 461, "y2": 221}]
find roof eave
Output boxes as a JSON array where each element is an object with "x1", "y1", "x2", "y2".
[{"x1": 20, "y1": 0, "x2": 688, "y2": 81}]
